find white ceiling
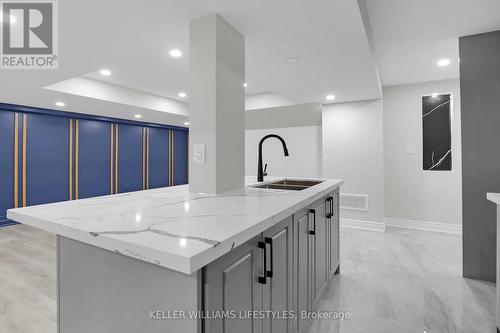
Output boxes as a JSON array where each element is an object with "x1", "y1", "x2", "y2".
[
  {"x1": 78, "y1": 0, "x2": 382, "y2": 104},
  {"x1": 1, "y1": 0, "x2": 500, "y2": 124},
  {"x1": 0, "y1": 0, "x2": 381, "y2": 124},
  {"x1": 365, "y1": 0, "x2": 500, "y2": 86}
]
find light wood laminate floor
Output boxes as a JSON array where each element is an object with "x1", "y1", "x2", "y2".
[
  {"x1": 0, "y1": 224, "x2": 56, "y2": 333},
  {"x1": 0, "y1": 224, "x2": 495, "y2": 333}
]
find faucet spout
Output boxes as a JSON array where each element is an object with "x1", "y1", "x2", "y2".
[{"x1": 257, "y1": 134, "x2": 289, "y2": 182}]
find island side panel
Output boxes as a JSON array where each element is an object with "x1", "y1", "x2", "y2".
[{"x1": 57, "y1": 236, "x2": 201, "y2": 333}]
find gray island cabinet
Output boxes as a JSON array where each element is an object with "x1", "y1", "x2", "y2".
[
  {"x1": 7, "y1": 177, "x2": 342, "y2": 333},
  {"x1": 205, "y1": 190, "x2": 339, "y2": 333}
]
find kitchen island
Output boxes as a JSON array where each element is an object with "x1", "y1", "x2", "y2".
[{"x1": 7, "y1": 176, "x2": 342, "y2": 333}]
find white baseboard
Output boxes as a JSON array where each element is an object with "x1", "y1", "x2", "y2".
[
  {"x1": 384, "y1": 217, "x2": 462, "y2": 235},
  {"x1": 340, "y1": 218, "x2": 385, "y2": 232},
  {"x1": 340, "y1": 217, "x2": 462, "y2": 235}
]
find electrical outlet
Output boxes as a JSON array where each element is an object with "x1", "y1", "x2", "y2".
[{"x1": 193, "y1": 144, "x2": 206, "y2": 164}]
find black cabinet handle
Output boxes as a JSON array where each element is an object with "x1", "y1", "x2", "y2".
[
  {"x1": 258, "y1": 241, "x2": 267, "y2": 284},
  {"x1": 308, "y1": 209, "x2": 316, "y2": 235},
  {"x1": 327, "y1": 197, "x2": 334, "y2": 216},
  {"x1": 265, "y1": 237, "x2": 273, "y2": 278}
]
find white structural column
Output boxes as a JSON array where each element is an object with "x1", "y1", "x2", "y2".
[{"x1": 189, "y1": 13, "x2": 245, "y2": 194}]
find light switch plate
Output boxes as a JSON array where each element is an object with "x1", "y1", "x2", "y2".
[{"x1": 193, "y1": 144, "x2": 206, "y2": 164}]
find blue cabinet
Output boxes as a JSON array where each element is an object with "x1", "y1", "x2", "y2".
[
  {"x1": 0, "y1": 111, "x2": 15, "y2": 223},
  {"x1": 148, "y1": 127, "x2": 169, "y2": 189},
  {"x1": 77, "y1": 119, "x2": 112, "y2": 199},
  {"x1": 0, "y1": 103, "x2": 188, "y2": 227},
  {"x1": 25, "y1": 113, "x2": 69, "y2": 206},
  {"x1": 117, "y1": 124, "x2": 143, "y2": 193},
  {"x1": 173, "y1": 130, "x2": 188, "y2": 185}
]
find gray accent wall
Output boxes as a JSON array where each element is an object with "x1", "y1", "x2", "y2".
[{"x1": 460, "y1": 30, "x2": 500, "y2": 282}]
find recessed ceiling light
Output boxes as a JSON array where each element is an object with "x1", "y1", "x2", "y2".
[
  {"x1": 55, "y1": 101, "x2": 65, "y2": 107},
  {"x1": 134, "y1": 114, "x2": 142, "y2": 119},
  {"x1": 183, "y1": 122, "x2": 190, "y2": 126},
  {"x1": 326, "y1": 94, "x2": 336, "y2": 101},
  {"x1": 169, "y1": 49, "x2": 182, "y2": 58},
  {"x1": 178, "y1": 92, "x2": 187, "y2": 98},
  {"x1": 284, "y1": 57, "x2": 299, "y2": 63},
  {"x1": 437, "y1": 59, "x2": 451, "y2": 67},
  {"x1": 99, "y1": 69, "x2": 111, "y2": 76},
  {"x1": 243, "y1": 83, "x2": 248, "y2": 88}
]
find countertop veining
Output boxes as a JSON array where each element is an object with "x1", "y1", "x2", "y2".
[{"x1": 7, "y1": 176, "x2": 342, "y2": 274}]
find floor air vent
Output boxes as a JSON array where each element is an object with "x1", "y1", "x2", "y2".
[{"x1": 340, "y1": 193, "x2": 368, "y2": 211}]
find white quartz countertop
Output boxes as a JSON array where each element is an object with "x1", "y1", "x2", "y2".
[
  {"x1": 7, "y1": 176, "x2": 342, "y2": 275},
  {"x1": 487, "y1": 193, "x2": 500, "y2": 205}
]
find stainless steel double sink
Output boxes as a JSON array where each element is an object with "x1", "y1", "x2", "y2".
[{"x1": 252, "y1": 179, "x2": 324, "y2": 191}]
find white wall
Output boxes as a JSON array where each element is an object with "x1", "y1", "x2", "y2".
[
  {"x1": 245, "y1": 92, "x2": 294, "y2": 110},
  {"x1": 245, "y1": 103, "x2": 323, "y2": 178},
  {"x1": 245, "y1": 103, "x2": 322, "y2": 130},
  {"x1": 245, "y1": 126, "x2": 322, "y2": 178},
  {"x1": 383, "y1": 79, "x2": 462, "y2": 225},
  {"x1": 189, "y1": 14, "x2": 245, "y2": 194},
  {"x1": 322, "y1": 99, "x2": 384, "y2": 223},
  {"x1": 244, "y1": 79, "x2": 461, "y2": 229}
]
